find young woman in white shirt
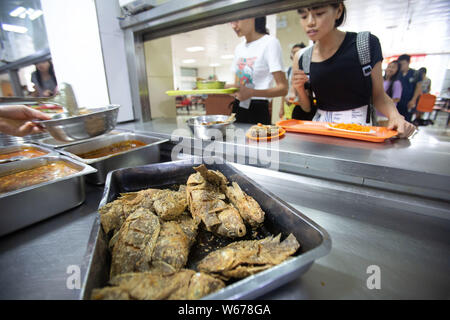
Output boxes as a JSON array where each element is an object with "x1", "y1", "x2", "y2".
[
  {"x1": 292, "y1": 2, "x2": 415, "y2": 138},
  {"x1": 228, "y1": 17, "x2": 288, "y2": 124}
]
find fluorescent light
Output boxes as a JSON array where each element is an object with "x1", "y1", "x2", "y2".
[
  {"x1": 29, "y1": 10, "x2": 43, "y2": 21},
  {"x1": 2, "y1": 24, "x2": 28, "y2": 34},
  {"x1": 19, "y1": 12, "x2": 27, "y2": 19},
  {"x1": 186, "y1": 46, "x2": 204, "y2": 52},
  {"x1": 220, "y1": 54, "x2": 234, "y2": 60},
  {"x1": 182, "y1": 59, "x2": 196, "y2": 64},
  {"x1": 209, "y1": 63, "x2": 221, "y2": 67},
  {"x1": 9, "y1": 7, "x2": 26, "y2": 17}
]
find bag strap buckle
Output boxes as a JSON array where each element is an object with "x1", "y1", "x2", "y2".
[{"x1": 362, "y1": 65, "x2": 372, "y2": 77}]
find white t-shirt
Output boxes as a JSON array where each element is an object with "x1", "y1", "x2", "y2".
[{"x1": 232, "y1": 34, "x2": 284, "y2": 108}]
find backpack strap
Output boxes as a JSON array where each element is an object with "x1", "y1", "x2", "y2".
[
  {"x1": 356, "y1": 31, "x2": 372, "y2": 77},
  {"x1": 356, "y1": 31, "x2": 376, "y2": 124}
]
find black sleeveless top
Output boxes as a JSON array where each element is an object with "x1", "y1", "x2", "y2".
[{"x1": 299, "y1": 32, "x2": 383, "y2": 112}]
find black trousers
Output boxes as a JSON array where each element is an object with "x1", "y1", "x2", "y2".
[
  {"x1": 292, "y1": 105, "x2": 316, "y2": 121},
  {"x1": 232, "y1": 99, "x2": 271, "y2": 125}
]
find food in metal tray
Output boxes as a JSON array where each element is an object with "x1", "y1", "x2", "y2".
[
  {"x1": 75, "y1": 140, "x2": 147, "y2": 159},
  {"x1": 91, "y1": 269, "x2": 225, "y2": 300},
  {"x1": 186, "y1": 165, "x2": 247, "y2": 238},
  {"x1": 226, "y1": 182, "x2": 265, "y2": 228},
  {"x1": 151, "y1": 213, "x2": 199, "y2": 273},
  {"x1": 0, "y1": 147, "x2": 47, "y2": 162},
  {"x1": 93, "y1": 164, "x2": 299, "y2": 300},
  {"x1": 201, "y1": 121, "x2": 225, "y2": 126},
  {"x1": 99, "y1": 186, "x2": 187, "y2": 235},
  {"x1": 197, "y1": 234, "x2": 300, "y2": 280},
  {"x1": 0, "y1": 161, "x2": 80, "y2": 194}
]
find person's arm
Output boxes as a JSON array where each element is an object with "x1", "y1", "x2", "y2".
[
  {"x1": 371, "y1": 62, "x2": 416, "y2": 138},
  {"x1": 408, "y1": 80, "x2": 423, "y2": 110},
  {"x1": 0, "y1": 105, "x2": 51, "y2": 137},
  {"x1": 235, "y1": 71, "x2": 288, "y2": 101},
  {"x1": 291, "y1": 51, "x2": 311, "y2": 112},
  {"x1": 279, "y1": 97, "x2": 286, "y2": 119}
]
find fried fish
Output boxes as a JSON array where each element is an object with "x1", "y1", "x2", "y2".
[
  {"x1": 186, "y1": 166, "x2": 246, "y2": 238},
  {"x1": 109, "y1": 208, "x2": 160, "y2": 277},
  {"x1": 91, "y1": 269, "x2": 225, "y2": 300},
  {"x1": 197, "y1": 233, "x2": 300, "y2": 279}
]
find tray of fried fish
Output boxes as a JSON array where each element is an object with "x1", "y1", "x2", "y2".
[{"x1": 80, "y1": 158, "x2": 331, "y2": 300}]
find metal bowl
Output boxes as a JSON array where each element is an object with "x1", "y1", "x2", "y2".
[
  {"x1": 36, "y1": 105, "x2": 120, "y2": 142},
  {"x1": 196, "y1": 80, "x2": 226, "y2": 90},
  {"x1": 187, "y1": 115, "x2": 235, "y2": 140}
]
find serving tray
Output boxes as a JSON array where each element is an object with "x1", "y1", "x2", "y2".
[
  {"x1": 80, "y1": 158, "x2": 331, "y2": 300},
  {"x1": 276, "y1": 120, "x2": 398, "y2": 143}
]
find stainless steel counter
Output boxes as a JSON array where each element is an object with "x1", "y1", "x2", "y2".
[
  {"x1": 1, "y1": 161, "x2": 449, "y2": 299},
  {"x1": 117, "y1": 119, "x2": 450, "y2": 202}
]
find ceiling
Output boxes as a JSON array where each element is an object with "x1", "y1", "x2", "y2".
[
  {"x1": 170, "y1": 22, "x2": 242, "y2": 69},
  {"x1": 342, "y1": 0, "x2": 450, "y2": 56},
  {"x1": 168, "y1": 0, "x2": 450, "y2": 70}
]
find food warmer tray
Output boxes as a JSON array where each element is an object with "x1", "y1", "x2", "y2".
[
  {"x1": 0, "y1": 155, "x2": 97, "y2": 236},
  {"x1": 80, "y1": 158, "x2": 331, "y2": 300},
  {"x1": 0, "y1": 143, "x2": 59, "y2": 163},
  {"x1": 36, "y1": 130, "x2": 129, "y2": 149},
  {"x1": 58, "y1": 132, "x2": 169, "y2": 185}
]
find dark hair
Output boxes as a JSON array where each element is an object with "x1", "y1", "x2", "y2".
[
  {"x1": 418, "y1": 67, "x2": 427, "y2": 80},
  {"x1": 384, "y1": 60, "x2": 401, "y2": 98},
  {"x1": 398, "y1": 54, "x2": 411, "y2": 63},
  {"x1": 293, "y1": 43, "x2": 306, "y2": 49},
  {"x1": 34, "y1": 59, "x2": 57, "y2": 89},
  {"x1": 332, "y1": 2, "x2": 346, "y2": 27},
  {"x1": 297, "y1": 2, "x2": 346, "y2": 28},
  {"x1": 255, "y1": 16, "x2": 269, "y2": 35}
]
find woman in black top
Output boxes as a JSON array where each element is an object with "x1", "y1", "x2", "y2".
[{"x1": 292, "y1": 2, "x2": 415, "y2": 138}]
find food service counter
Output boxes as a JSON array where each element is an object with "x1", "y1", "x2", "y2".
[{"x1": 117, "y1": 118, "x2": 450, "y2": 202}]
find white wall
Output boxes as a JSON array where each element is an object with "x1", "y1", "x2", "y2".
[
  {"x1": 95, "y1": 0, "x2": 134, "y2": 122},
  {"x1": 41, "y1": 0, "x2": 110, "y2": 110}
]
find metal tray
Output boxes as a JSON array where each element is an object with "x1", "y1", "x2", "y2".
[
  {"x1": 80, "y1": 158, "x2": 331, "y2": 300},
  {"x1": 36, "y1": 130, "x2": 127, "y2": 149},
  {"x1": 0, "y1": 143, "x2": 58, "y2": 164},
  {"x1": 58, "y1": 133, "x2": 169, "y2": 185},
  {"x1": 0, "y1": 155, "x2": 97, "y2": 237}
]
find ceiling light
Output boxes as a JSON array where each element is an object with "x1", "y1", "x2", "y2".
[
  {"x1": 220, "y1": 54, "x2": 234, "y2": 60},
  {"x1": 182, "y1": 59, "x2": 196, "y2": 64},
  {"x1": 2, "y1": 24, "x2": 28, "y2": 34},
  {"x1": 19, "y1": 12, "x2": 27, "y2": 19},
  {"x1": 29, "y1": 10, "x2": 43, "y2": 21},
  {"x1": 186, "y1": 46, "x2": 204, "y2": 52},
  {"x1": 209, "y1": 63, "x2": 221, "y2": 67},
  {"x1": 9, "y1": 7, "x2": 26, "y2": 17}
]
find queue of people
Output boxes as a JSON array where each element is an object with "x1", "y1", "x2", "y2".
[
  {"x1": 2, "y1": 1, "x2": 433, "y2": 139},
  {"x1": 226, "y1": 1, "x2": 427, "y2": 138}
]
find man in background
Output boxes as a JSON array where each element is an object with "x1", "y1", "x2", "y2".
[{"x1": 397, "y1": 54, "x2": 422, "y2": 122}]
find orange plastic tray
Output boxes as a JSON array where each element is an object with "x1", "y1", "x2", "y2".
[
  {"x1": 246, "y1": 127, "x2": 286, "y2": 141},
  {"x1": 276, "y1": 120, "x2": 398, "y2": 143}
]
